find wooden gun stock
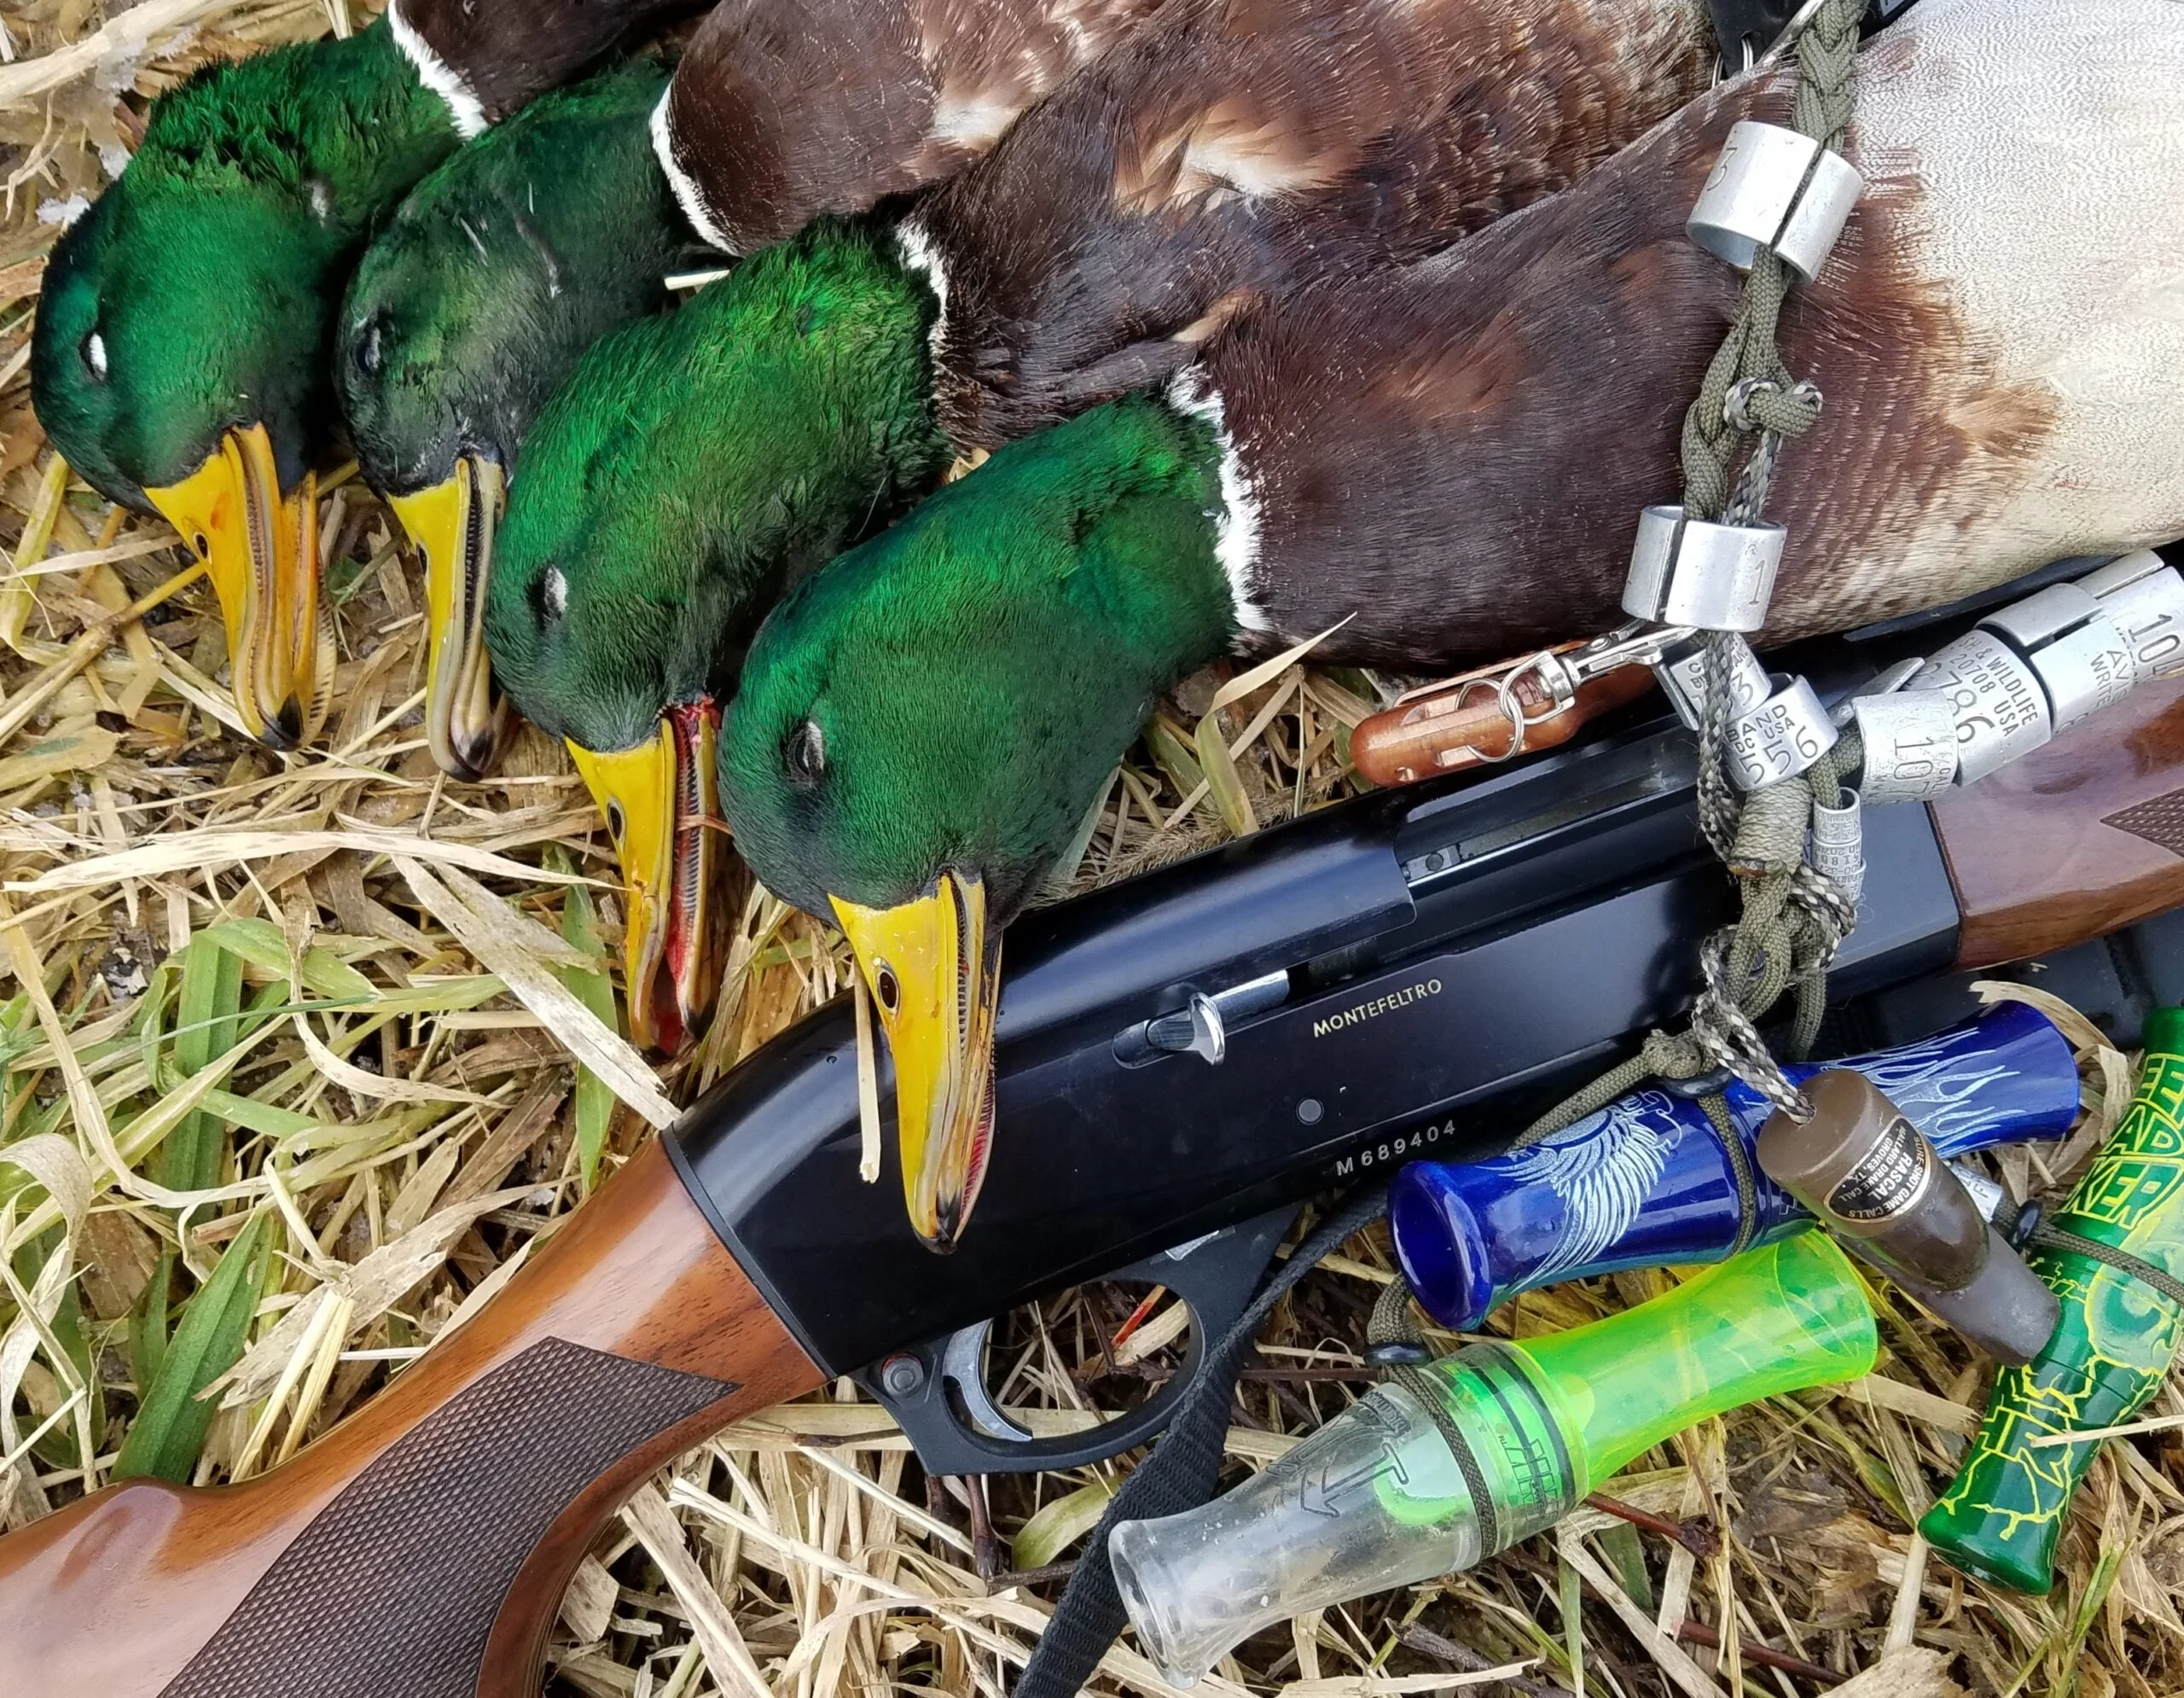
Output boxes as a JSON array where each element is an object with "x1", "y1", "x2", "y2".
[
  {"x1": 0, "y1": 1142, "x2": 818, "y2": 1697},
  {"x1": 1937, "y1": 675, "x2": 2184, "y2": 968}
]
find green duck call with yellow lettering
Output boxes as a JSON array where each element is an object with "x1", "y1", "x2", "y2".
[{"x1": 1921, "y1": 1007, "x2": 2184, "y2": 1593}]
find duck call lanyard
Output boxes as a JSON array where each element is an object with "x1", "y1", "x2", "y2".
[{"x1": 1522, "y1": 0, "x2": 1873, "y2": 1144}]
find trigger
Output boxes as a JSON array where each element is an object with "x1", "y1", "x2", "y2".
[{"x1": 939, "y1": 1320, "x2": 1036, "y2": 1443}]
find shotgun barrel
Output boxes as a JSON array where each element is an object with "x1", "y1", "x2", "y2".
[{"x1": 10, "y1": 604, "x2": 2184, "y2": 1695}]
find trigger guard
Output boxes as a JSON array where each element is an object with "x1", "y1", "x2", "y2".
[
  {"x1": 939, "y1": 1321, "x2": 1034, "y2": 1443},
  {"x1": 857, "y1": 1203, "x2": 1301, "y2": 1477}
]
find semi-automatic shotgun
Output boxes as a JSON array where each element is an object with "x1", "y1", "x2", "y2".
[{"x1": 9, "y1": 584, "x2": 2184, "y2": 1696}]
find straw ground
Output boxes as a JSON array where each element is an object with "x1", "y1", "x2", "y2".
[{"x1": 2, "y1": 7, "x2": 2181, "y2": 1695}]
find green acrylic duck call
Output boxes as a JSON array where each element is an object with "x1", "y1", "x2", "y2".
[
  {"x1": 1109, "y1": 1232, "x2": 1878, "y2": 1686},
  {"x1": 1922, "y1": 1008, "x2": 2184, "y2": 1593}
]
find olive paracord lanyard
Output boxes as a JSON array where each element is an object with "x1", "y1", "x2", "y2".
[
  {"x1": 1526, "y1": 0, "x2": 1869, "y2": 1143},
  {"x1": 1990, "y1": 1195, "x2": 2184, "y2": 1310}
]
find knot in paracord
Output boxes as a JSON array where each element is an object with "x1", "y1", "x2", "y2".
[
  {"x1": 1678, "y1": 0, "x2": 1864, "y2": 525},
  {"x1": 1507, "y1": 0, "x2": 1871, "y2": 1151},
  {"x1": 1726, "y1": 377, "x2": 1822, "y2": 438}
]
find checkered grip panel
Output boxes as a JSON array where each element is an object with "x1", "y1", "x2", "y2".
[
  {"x1": 160, "y1": 1337, "x2": 732, "y2": 1698},
  {"x1": 2105, "y1": 790, "x2": 2184, "y2": 858}
]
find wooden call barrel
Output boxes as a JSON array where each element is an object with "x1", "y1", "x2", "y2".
[{"x1": 1350, "y1": 660, "x2": 1658, "y2": 788}]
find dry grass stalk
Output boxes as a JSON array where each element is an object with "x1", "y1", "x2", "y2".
[{"x1": 2, "y1": 6, "x2": 2181, "y2": 1696}]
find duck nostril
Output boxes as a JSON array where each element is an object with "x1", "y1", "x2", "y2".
[{"x1": 272, "y1": 695, "x2": 305, "y2": 747}]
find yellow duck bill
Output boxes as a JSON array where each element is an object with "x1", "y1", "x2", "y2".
[
  {"x1": 568, "y1": 701, "x2": 724, "y2": 1055},
  {"x1": 146, "y1": 422, "x2": 330, "y2": 749},
  {"x1": 389, "y1": 456, "x2": 509, "y2": 782},
  {"x1": 832, "y1": 871, "x2": 1002, "y2": 1253}
]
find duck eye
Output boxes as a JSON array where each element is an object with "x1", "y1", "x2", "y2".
[
  {"x1": 353, "y1": 317, "x2": 383, "y2": 381},
  {"x1": 873, "y1": 962, "x2": 900, "y2": 1015},
  {"x1": 531, "y1": 565, "x2": 567, "y2": 625},
  {"x1": 783, "y1": 719, "x2": 826, "y2": 788},
  {"x1": 81, "y1": 331, "x2": 107, "y2": 382}
]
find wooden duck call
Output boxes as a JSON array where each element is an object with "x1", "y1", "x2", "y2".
[{"x1": 1350, "y1": 646, "x2": 1658, "y2": 786}]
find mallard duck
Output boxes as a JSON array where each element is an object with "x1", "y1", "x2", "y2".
[
  {"x1": 346, "y1": 0, "x2": 1166, "y2": 784},
  {"x1": 485, "y1": 0, "x2": 1720, "y2": 1220},
  {"x1": 338, "y1": 58, "x2": 695, "y2": 781},
  {"x1": 717, "y1": 0, "x2": 2184, "y2": 1247},
  {"x1": 29, "y1": 1, "x2": 696, "y2": 747}
]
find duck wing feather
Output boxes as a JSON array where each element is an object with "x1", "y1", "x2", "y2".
[{"x1": 915, "y1": 0, "x2": 1717, "y2": 452}]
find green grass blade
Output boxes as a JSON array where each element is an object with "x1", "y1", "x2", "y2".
[
  {"x1": 1144, "y1": 716, "x2": 1211, "y2": 817},
  {"x1": 342, "y1": 975, "x2": 506, "y2": 1016},
  {"x1": 1557, "y1": 1544, "x2": 1586, "y2": 1698},
  {"x1": 2052, "y1": 1542, "x2": 2127, "y2": 1698},
  {"x1": 159, "y1": 934, "x2": 243, "y2": 1194},
  {"x1": 555, "y1": 853, "x2": 618, "y2": 1192},
  {"x1": 114, "y1": 1212, "x2": 270, "y2": 1483},
  {"x1": 1596, "y1": 1519, "x2": 1653, "y2": 1614},
  {"x1": 1194, "y1": 709, "x2": 1258, "y2": 838},
  {"x1": 131, "y1": 1248, "x2": 174, "y2": 1397},
  {"x1": 1012, "y1": 1480, "x2": 1113, "y2": 1572},
  {"x1": 16, "y1": 1224, "x2": 104, "y2": 1470},
  {"x1": 195, "y1": 917, "x2": 378, "y2": 1003}
]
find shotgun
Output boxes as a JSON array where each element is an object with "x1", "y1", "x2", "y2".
[{"x1": 8, "y1": 600, "x2": 2184, "y2": 1696}]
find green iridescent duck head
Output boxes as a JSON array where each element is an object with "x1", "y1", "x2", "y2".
[
  {"x1": 719, "y1": 393, "x2": 1236, "y2": 1247},
  {"x1": 484, "y1": 222, "x2": 951, "y2": 1053},
  {"x1": 339, "y1": 57, "x2": 690, "y2": 779},
  {"x1": 31, "y1": 20, "x2": 458, "y2": 746}
]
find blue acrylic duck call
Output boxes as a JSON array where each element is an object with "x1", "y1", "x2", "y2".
[{"x1": 1391, "y1": 1003, "x2": 2079, "y2": 1330}]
